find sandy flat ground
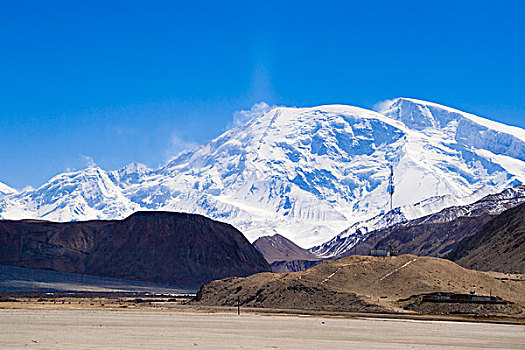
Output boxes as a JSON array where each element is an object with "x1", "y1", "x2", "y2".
[{"x1": 0, "y1": 308, "x2": 523, "y2": 349}]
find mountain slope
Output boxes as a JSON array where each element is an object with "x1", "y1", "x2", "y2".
[
  {"x1": 253, "y1": 234, "x2": 318, "y2": 263},
  {"x1": 343, "y1": 213, "x2": 497, "y2": 259},
  {"x1": 1, "y1": 98, "x2": 524, "y2": 247},
  {"x1": 447, "y1": 202, "x2": 525, "y2": 273},
  {"x1": 253, "y1": 234, "x2": 323, "y2": 273},
  {"x1": 0, "y1": 212, "x2": 270, "y2": 289},
  {"x1": 312, "y1": 184, "x2": 525, "y2": 258}
]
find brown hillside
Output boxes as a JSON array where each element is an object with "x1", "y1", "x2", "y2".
[
  {"x1": 193, "y1": 255, "x2": 525, "y2": 316},
  {"x1": 253, "y1": 234, "x2": 318, "y2": 263}
]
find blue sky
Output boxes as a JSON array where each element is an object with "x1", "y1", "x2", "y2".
[{"x1": 1, "y1": 0, "x2": 524, "y2": 189}]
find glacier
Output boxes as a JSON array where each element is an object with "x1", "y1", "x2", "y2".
[{"x1": 0, "y1": 97, "x2": 524, "y2": 248}]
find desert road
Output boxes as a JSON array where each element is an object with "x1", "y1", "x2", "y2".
[{"x1": 1, "y1": 308, "x2": 523, "y2": 349}]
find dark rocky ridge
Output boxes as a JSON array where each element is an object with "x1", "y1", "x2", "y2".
[
  {"x1": 0, "y1": 211, "x2": 270, "y2": 289},
  {"x1": 447, "y1": 202, "x2": 525, "y2": 274},
  {"x1": 334, "y1": 185, "x2": 525, "y2": 262},
  {"x1": 345, "y1": 201, "x2": 525, "y2": 275},
  {"x1": 344, "y1": 213, "x2": 498, "y2": 259}
]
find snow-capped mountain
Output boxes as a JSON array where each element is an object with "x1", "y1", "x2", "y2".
[
  {"x1": 0, "y1": 98, "x2": 524, "y2": 247},
  {"x1": 0, "y1": 167, "x2": 140, "y2": 221}
]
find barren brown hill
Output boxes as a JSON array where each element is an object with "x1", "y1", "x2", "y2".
[
  {"x1": 253, "y1": 234, "x2": 318, "y2": 263},
  {"x1": 0, "y1": 212, "x2": 270, "y2": 289},
  {"x1": 253, "y1": 234, "x2": 323, "y2": 273},
  {"x1": 447, "y1": 202, "x2": 525, "y2": 274},
  {"x1": 193, "y1": 255, "x2": 525, "y2": 317}
]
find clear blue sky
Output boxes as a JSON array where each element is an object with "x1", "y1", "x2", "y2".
[{"x1": 1, "y1": 0, "x2": 524, "y2": 189}]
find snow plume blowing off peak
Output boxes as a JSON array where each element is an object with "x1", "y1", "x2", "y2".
[
  {"x1": 231, "y1": 102, "x2": 274, "y2": 127},
  {"x1": 0, "y1": 98, "x2": 524, "y2": 248}
]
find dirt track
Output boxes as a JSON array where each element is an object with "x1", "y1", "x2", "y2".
[{"x1": 1, "y1": 308, "x2": 523, "y2": 349}]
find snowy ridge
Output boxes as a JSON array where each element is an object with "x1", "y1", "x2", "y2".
[
  {"x1": 0, "y1": 98, "x2": 524, "y2": 247},
  {"x1": 0, "y1": 182, "x2": 17, "y2": 198},
  {"x1": 0, "y1": 167, "x2": 139, "y2": 222},
  {"x1": 381, "y1": 98, "x2": 525, "y2": 142}
]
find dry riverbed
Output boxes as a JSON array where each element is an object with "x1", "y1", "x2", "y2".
[{"x1": 1, "y1": 307, "x2": 524, "y2": 349}]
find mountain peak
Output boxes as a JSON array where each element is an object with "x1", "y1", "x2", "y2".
[
  {"x1": 253, "y1": 234, "x2": 318, "y2": 263},
  {"x1": 119, "y1": 162, "x2": 150, "y2": 174},
  {"x1": 378, "y1": 97, "x2": 450, "y2": 130},
  {"x1": 0, "y1": 182, "x2": 17, "y2": 197}
]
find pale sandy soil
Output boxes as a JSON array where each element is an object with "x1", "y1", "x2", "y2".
[{"x1": 0, "y1": 308, "x2": 523, "y2": 349}]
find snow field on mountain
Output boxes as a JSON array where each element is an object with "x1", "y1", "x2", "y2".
[{"x1": 0, "y1": 98, "x2": 524, "y2": 248}]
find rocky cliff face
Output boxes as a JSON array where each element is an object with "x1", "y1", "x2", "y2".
[{"x1": 0, "y1": 212, "x2": 270, "y2": 289}]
